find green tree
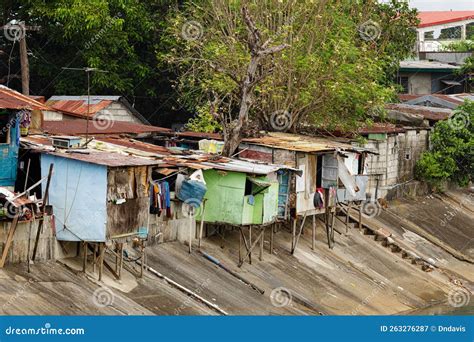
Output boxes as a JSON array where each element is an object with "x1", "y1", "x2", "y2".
[
  {"x1": 160, "y1": 0, "x2": 418, "y2": 156},
  {"x1": 1, "y1": 0, "x2": 176, "y2": 125},
  {"x1": 416, "y1": 101, "x2": 474, "y2": 189}
]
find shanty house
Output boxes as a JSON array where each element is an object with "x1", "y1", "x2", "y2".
[
  {"x1": 43, "y1": 95, "x2": 149, "y2": 125},
  {"x1": 39, "y1": 145, "x2": 154, "y2": 242},
  {"x1": 358, "y1": 124, "x2": 431, "y2": 200},
  {"x1": 0, "y1": 86, "x2": 50, "y2": 187},
  {"x1": 397, "y1": 60, "x2": 461, "y2": 95},
  {"x1": 196, "y1": 161, "x2": 286, "y2": 226},
  {"x1": 239, "y1": 133, "x2": 372, "y2": 218}
]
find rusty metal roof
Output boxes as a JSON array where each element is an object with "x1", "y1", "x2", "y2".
[
  {"x1": 358, "y1": 123, "x2": 406, "y2": 134},
  {"x1": 46, "y1": 96, "x2": 116, "y2": 117},
  {"x1": 21, "y1": 134, "x2": 295, "y2": 173},
  {"x1": 96, "y1": 137, "x2": 172, "y2": 155},
  {"x1": 244, "y1": 132, "x2": 367, "y2": 153},
  {"x1": 386, "y1": 103, "x2": 452, "y2": 121},
  {"x1": 399, "y1": 93, "x2": 473, "y2": 108},
  {"x1": 45, "y1": 96, "x2": 150, "y2": 124},
  {"x1": 45, "y1": 149, "x2": 162, "y2": 167},
  {"x1": 42, "y1": 120, "x2": 171, "y2": 136},
  {"x1": 0, "y1": 85, "x2": 51, "y2": 111}
]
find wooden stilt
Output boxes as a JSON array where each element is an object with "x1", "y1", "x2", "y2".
[
  {"x1": 82, "y1": 241, "x2": 87, "y2": 273},
  {"x1": 346, "y1": 202, "x2": 352, "y2": 233},
  {"x1": 188, "y1": 207, "x2": 193, "y2": 254},
  {"x1": 330, "y1": 208, "x2": 336, "y2": 248},
  {"x1": 358, "y1": 202, "x2": 362, "y2": 229},
  {"x1": 27, "y1": 216, "x2": 34, "y2": 273},
  {"x1": 291, "y1": 212, "x2": 307, "y2": 255},
  {"x1": 0, "y1": 214, "x2": 20, "y2": 268},
  {"x1": 249, "y1": 226, "x2": 252, "y2": 265},
  {"x1": 114, "y1": 243, "x2": 118, "y2": 273},
  {"x1": 140, "y1": 241, "x2": 145, "y2": 278},
  {"x1": 93, "y1": 243, "x2": 97, "y2": 273},
  {"x1": 32, "y1": 163, "x2": 53, "y2": 261},
  {"x1": 239, "y1": 229, "x2": 242, "y2": 263},
  {"x1": 259, "y1": 228, "x2": 264, "y2": 261},
  {"x1": 312, "y1": 214, "x2": 316, "y2": 251},
  {"x1": 118, "y1": 243, "x2": 123, "y2": 279},
  {"x1": 291, "y1": 218, "x2": 297, "y2": 251},
  {"x1": 98, "y1": 242, "x2": 104, "y2": 281},
  {"x1": 270, "y1": 223, "x2": 274, "y2": 254},
  {"x1": 325, "y1": 210, "x2": 331, "y2": 249},
  {"x1": 238, "y1": 229, "x2": 265, "y2": 267},
  {"x1": 198, "y1": 201, "x2": 206, "y2": 249}
]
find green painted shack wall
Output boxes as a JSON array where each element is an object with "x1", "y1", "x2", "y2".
[
  {"x1": 198, "y1": 169, "x2": 245, "y2": 225},
  {"x1": 198, "y1": 169, "x2": 279, "y2": 226},
  {"x1": 262, "y1": 183, "x2": 279, "y2": 223},
  {"x1": 242, "y1": 196, "x2": 254, "y2": 225}
]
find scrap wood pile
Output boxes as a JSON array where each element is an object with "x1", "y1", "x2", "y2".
[{"x1": 0, "y1": 187, "x2": 41, "y2": 221}]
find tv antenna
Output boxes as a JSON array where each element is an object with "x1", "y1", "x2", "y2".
[{"x1": 61, "y1": 67, "x2": 109, "y2": 147}]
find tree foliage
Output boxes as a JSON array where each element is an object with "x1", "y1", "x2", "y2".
[
  {"x1": 1, "y1": 0, "x2": 177, "y2": 125},
  {"x1": 416, "y1": 101, "x2": 474, "y2": 189},
  {"x1": 160, "y1": 0, "x2": 418, "y2": 154}
]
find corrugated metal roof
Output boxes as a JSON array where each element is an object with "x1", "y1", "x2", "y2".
[
  {"x1": 400, "y1": 93, "x2": 473, "y2": 105},
  {"x1": 46, "y1": 95, "x2": 150, "y2": 124},
  {"x1": 399, "y1": 60, "x2": 459, "y2": 70},
  {"x1": 0, "y1": 85, "x2": 51, "y2": 111},
  {"x1": 21, "y1": 135, "x2": 294, "y2": 174},
  {"x1": 46, "y1": 98, "x2": 113, "y2": 117},
  {"x1": 358, "y1": 123, "x2": 406, "y2": 134},
  {"x1": 45, "y1": 149, "x2": 161, "y2": 167},
  {"x1": 42, "y1": 120, "x2": 171, "y2": 136},
  {"x1": 244, "y1": 132, "x2": 367, "y2": 153},
  {"x1": 386, "y1": 103, "x2": 452, "y2": 121},
  {"x1": 201, "y1": 158, "x2": 289, "y2": 175}
]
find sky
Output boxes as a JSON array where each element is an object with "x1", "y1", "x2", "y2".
[{"x1": 408, "y1": 0, "x2": 474, "y2": 11}]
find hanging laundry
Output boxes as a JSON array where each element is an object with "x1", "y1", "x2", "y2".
[
  {"x1": 149, "y1": 180, "x2": 171, "y2": 217},
  {"x1": 160, "y1": 181, "x2": 172, "y2": 218}
]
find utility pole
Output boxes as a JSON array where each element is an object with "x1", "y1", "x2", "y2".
[
  {"x1": 19, "y1": 22, "x2": 29, "y2": 95},
  {"x1": 1, "y1": 21, "x2": 40, "y2": 95}
]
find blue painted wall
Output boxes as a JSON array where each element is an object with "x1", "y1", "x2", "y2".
[
  {"x1": 0, "y1": 112, "x2": 19, "y2": 187},
  {"x1": 41, "y1": 154, "x2": 108, "y2": 242}
]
